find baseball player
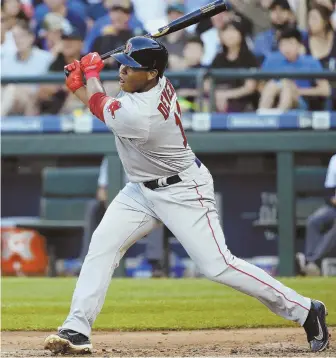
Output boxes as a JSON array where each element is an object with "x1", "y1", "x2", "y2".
[{"x1": 44, "y1": 36, "x2": 329, "y2": 355}]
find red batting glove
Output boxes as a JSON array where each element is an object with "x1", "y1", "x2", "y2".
[
  {"x1": 80, "y1": 52, "x2": 104, "y2": 80},
  {"x1": 64, "y1": 60, "x2": 84, "y2": 93}
]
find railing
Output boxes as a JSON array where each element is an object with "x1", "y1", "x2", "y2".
[{"x1": 2, "y1": 68, "x2": 336, "y2": 112}]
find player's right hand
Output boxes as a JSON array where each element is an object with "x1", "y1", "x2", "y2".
[
  {"x1": 80, "y1": 52, "x2": 104, "y2": 79},
  {"x1": 64, "y1": 60, "x2": 84, "y2": 93}
]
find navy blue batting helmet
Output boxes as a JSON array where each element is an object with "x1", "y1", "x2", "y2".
[{"x1": 112, "y1": 36, "x2": 168, "y2": 77}]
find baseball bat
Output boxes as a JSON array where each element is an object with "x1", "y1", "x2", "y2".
[
  {"x1": 100, "y1": 0, "x2": 231, "y2": 60},
  {"x1": 65, "y1": 0, "x2": 230, "y2": 76}
]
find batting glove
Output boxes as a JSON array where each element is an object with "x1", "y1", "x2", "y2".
[
  {"x1": 80, "y1": 52, "x2": 104, "y2": 80},
  {"x1": 64, "y1": 60, "x2": 84, "y2": 93}
]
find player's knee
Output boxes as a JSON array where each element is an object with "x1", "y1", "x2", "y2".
[
  {"x1": 199, "y1": 250, "x2": 236, "y2": 280},
  {"x1": 86, "y1": 230, "x2": 120, "y2": 259}
]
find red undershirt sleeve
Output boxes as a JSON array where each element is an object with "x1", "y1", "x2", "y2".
[{"x1": 88, "y1": 92, "x2": 110, "y2": 122}]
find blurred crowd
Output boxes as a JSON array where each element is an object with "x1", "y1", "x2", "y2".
[{"x1": 1, "y1": 0, "x2": 336, "y2": 116}]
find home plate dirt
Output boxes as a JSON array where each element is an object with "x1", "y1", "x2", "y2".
[{"x1": 1, "y1": 327, "x2": 335, "y2": 358}]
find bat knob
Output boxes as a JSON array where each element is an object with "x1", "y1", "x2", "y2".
[{"x1": 64, "y1": 69, "x2": 70, "y2": 77}]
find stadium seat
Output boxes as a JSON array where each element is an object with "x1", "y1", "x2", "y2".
[
  {"x1": 15, "y1": 166, "x2": 100, "y2": 276},
  {"x1": 40, "y1": 167, "x2": 99, "y2": 221}
]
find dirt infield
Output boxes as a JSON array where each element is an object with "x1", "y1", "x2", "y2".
[{"x1": 1, "y1": 327, "x2": 335, "y2": 358}]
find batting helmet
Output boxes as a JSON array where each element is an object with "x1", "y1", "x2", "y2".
[{"x1": 112, "y1": 36, "x2": 168, "y2": 77}]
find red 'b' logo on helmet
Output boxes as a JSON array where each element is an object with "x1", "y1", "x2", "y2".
[{"x1": 125, "y1": 42, "x2": 132, "y2": 54}]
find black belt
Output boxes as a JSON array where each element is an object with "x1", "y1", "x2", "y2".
[{"x1": 144, "y1": 158, "x2": 201, "y2": 190}]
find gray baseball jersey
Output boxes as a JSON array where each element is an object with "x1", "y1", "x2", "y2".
[{"x1": 102, "y1": 76, "x2": 195, "y2": 182}]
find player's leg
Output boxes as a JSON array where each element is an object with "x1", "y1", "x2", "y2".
[
  {"x1": 146, "y1": 161, "x2": 329, "y2": 352},
  {"x1": 44, "y1": 183, "x2": 160, "y2": 354}
]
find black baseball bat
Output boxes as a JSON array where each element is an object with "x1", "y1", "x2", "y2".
[{"x1": 65, "y1": 0, "x2": 230, "y2": 75}]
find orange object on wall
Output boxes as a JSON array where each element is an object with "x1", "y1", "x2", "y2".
[{"x1": 1, "y1": 228, "x2": 48, "y2": 276}]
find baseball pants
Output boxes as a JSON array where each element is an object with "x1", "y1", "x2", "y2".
[{"x1": 62, "y1": 161, "x2": 311, "y2": 337}]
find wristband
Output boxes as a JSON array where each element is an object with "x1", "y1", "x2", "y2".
[{"x1": 85, "y1": 71, "x2": 100, "y2": 80}]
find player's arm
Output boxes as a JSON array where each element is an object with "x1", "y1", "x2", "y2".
[
  {"x1": 80, "y1": 53, "x2": 148, "y2": 140},
  {"x1": 79, "y1": 52, "x2": 111, "y2": 122},
  {"x1": 67, "y1": 53, "x2": 148, "y2": 139},
  {"x1": 64, "y1": 60, "x2": 89, "y2": 106},
  {"x1": 64, "y1": 58, "x2": 108, "y2": 108}
]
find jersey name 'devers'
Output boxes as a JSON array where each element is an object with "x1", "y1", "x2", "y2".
[{"x1": 157, "y1": 79, "x2": 176, "y2": 120}]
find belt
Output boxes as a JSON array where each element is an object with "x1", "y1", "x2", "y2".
[{"x1": 144, "y1": 158, "x2": 201, "y2": 190}]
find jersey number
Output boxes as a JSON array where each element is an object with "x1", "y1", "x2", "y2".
[
  {"x1": 174, "y1": 100, "x2": 187, "y2": 148},
  {"x1": 158, "y1": 99, "x2": 187, "y2": 148},
  {"x1": 157, "y1": 79, "x2": 187, "y2": 148}
]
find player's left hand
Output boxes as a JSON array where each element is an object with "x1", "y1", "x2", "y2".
[
  {"x1": 80, "y1": 52, "x2": 104, "y2": 79},
  {"x1": 64, "y1": 60, "x2": 84, "y2": 93}
]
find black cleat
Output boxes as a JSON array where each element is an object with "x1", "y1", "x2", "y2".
[
  {"x1": 44, "y1": 328, "x2": 92, "y2": 355},
  {"x1": 303, "y1": 300, "x2": 330, "y2": 352}
]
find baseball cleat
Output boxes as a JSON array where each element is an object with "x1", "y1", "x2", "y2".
[
  {"x1": 44, "y1": 328, "x2": 92, "y2": 355},
  {"x1": 303, "y1": 300, "x2": 330, "y2": 352}
]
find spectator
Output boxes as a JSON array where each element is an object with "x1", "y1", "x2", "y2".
[
  {"x1": 85, "y1": 0, "x2": 106, "y2": 22},
  {"x1": 258, "y1": 28, "x2": 330, "y2": 111},
  {"x1": 210, "y1": 20, "x2": 259, "y2": 113},
  {"x1": 296, "y1": 154, "x2": 336, "y2": 276},
  {"x1": 1, "y1": 20, "x2": 54, "y2": 116},
  {"x1": 253, "y1": 0, "x2": 304, "y2": 62},
  {"x1": 310, "y1": 0, "x2": 336, "y2": 12},
  {"x1": 228, "y1": 0, "x2": 272, "y2": 35},
  {"x1": 160, "y1": 3, "x2": 190, "y2": 70},
  {"x1": 200, "y1": 6, "x2": 253, "y2": 66},
  {"x1": 38, "y1": 26, "x2": 84, "y2": 114},
  {"x1": 287, "y1": 0, "x2": 308, "y2": 29},
  {"x1": 1, "y1": 0, "x2": 30, "y2": 24},
  {"x1": 0, "y1": 11, "x2": 15, "y2": 58},
  {"x1": 304, "y1": 5, "x2": 336, "y2": 70},
  {"x1": 38, "y1": 12, "x2": 72, "y2": 55},
  {"x1": 79, "y1": 158, "x2": 165, "y2": 277},
  {"x1": 182, "y1": 0, "x2": 214, "y2": 34},
  {"x1": 1, "y1": 0, "x2": 30, "y2": 54},
  {"x1": 34, "y1": 0, "x2": 87, "y2": 41},
  {"x1": 83, "y1": 0, "x2": 143, "y2": 53},
  {"x1": 131, "y1": 0, "x2": 167, "y2": 33},
  {"x1": 305, "y1": 5, "x2": 336, "y2": 109},
  {"x1": 91, "y1": 2, "x2": 135, "y2": 69},
  {"x1": 175, "y1": 36, "x2": 205, "y2": 112}
]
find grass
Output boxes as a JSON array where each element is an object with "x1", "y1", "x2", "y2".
[{"x1": 1, "y1": 277, "x2": 335, "y2": 331}]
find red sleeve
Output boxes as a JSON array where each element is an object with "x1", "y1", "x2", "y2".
[{"x1": 88, "y1": 92, "x2": 110, "y2": 122}]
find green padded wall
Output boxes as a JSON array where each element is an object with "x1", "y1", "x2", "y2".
[
  {"x1": 42, "y1": 167, "x2": 99, "y2": 197},
  {"x1": 40, "y1": 198, "x2": 93, "y2": 221}
]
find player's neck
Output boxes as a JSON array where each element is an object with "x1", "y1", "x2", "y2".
[{"x1": 137, "y1": 78, "x2": 159, "y2": 93}]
